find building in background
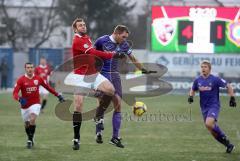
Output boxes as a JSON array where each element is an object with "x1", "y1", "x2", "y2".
[{"x1": 0, "y1": 0, "x2": 71, "y2": 50}]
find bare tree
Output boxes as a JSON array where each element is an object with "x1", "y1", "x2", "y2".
[
  {"x1": 0, "y1": 0, "x2": 60, "y2": 51},
  {"x1": 32, "y1": 0, "x2": 59, "y2": 49}
]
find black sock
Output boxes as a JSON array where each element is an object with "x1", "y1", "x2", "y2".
[
  {"x1": 41, "y1": 99, "x2": 47, "y2": 110},
  {"x1": 25, "y1": 126, "x2": 30, "y2": 139},
  {"x1": 29, "y1": 125, "x2": 36, "y2": 141},
  {"x1": 95, "y1": 94, "x2": 113, "y2": 120},
  {"x1": 73, "y1": 111, "x2": 82, "y2": 140}
]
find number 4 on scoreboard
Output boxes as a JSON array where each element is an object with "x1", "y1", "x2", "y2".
[{"x1": 178, "y1": 21, "x2": 193, "y2": 45}]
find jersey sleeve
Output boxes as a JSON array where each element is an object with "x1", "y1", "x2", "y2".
[
  {"x1": 121, "y1": 41, "x2": 132, "y2": 55},
  {"x1": 216, "y1": 77, "x2": 228, "y2": 88},
  {"x1": 39, "y1": 77, "x2": 58, "y2": 96},
  {"x1": 13, "y1": 78, "x2": 22, "y2": 101},
  {"x1": 192, "y1": 79, "x2": 198, "y2": 91},
  {"x1": 87, "y1": 47, "x2": 113, "y2": 59}
]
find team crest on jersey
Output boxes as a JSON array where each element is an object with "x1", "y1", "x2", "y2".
[
  {"x1": 83, "y1": 44, "x2": 89, "y2": 48},
  {"x1": 34, "y1": 80, "x2": 39, "y2": 85},
  {"x1": 45, "y1": 69, "x2": 48, "y2": 73}
]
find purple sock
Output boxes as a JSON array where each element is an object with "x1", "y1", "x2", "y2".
[
  {"x1": 213, "y1": 124, "x2": 227, "y2": 144},
  {"x1": 112, "y1": 112, "x2": 121, "y2": 138}
]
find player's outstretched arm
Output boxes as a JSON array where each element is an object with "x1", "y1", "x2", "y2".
[
  {"x1": 87, "y1": 48, "x2": 114, "y2": 59},
  {"x1": 128, "y1": 54, "x2": 143, "y2": 70},
  {"x1": 227, "y1": 83, "x2": 236, "y2": 107},
  {"x1": 128, "y1": 54, "x2": 156, "y2": 74}
]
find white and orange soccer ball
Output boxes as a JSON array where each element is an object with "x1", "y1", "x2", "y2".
[{"x1": 133, "y1": 101, "x2": 147, "y2": 117}]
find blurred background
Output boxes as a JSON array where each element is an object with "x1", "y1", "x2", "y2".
[{"x1": 0, "y1": 0, "x2": 239, "y2": 95}]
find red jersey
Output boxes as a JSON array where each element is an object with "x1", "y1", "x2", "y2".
[
  {"x1": 72, "y1": 33, "x2": 113, "y2": 75},
  {"x1": 13, "y1": 74, "x2": 58, "y2": 109},
  {"x1": 35, "y1": 65, "x2": 52, "y2": 83}
]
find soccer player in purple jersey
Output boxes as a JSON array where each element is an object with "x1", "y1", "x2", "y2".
[
  {"x1": 188, "y1": 60, "x2": 236, "y2": 153},
  {"x1": 94, "y1": 25, "x2": 150, "y2": 148}
]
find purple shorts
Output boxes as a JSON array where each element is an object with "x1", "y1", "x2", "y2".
[
  {"x1": 101, "y1": 72, "x2": 122, "y2": 98},
  {"x1": 201, "y1": 107, "x2": 220, "y2": 122}
]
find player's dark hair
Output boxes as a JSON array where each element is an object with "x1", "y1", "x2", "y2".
[
  {"x1": 201, "y1": 60, "x2": 211, "y2": 70},
  {"x1": 24, "y1": 62, "x2": 34, "y2": 68},
  {"x1": 114, "y1": 25, "x2": 130, "y2": 34},
  {"x1": 72, "y1": 18, "x2": 85, "y2": 33}
]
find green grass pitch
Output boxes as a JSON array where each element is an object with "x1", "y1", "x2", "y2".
[{"x1": 0, "y1": 93, "x2": 239, "y2": 161}]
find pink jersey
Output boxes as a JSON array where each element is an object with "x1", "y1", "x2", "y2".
[
  {"x1": 13, "y1": 74, "x2": 58, "y2": 109},
  {"x1": 35, "y1": 65, "x2": 52, "y2": 83}
]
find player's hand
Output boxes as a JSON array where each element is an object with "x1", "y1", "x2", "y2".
[
  {"x1": 57, "y1": 94, "x2": 65, "y2": 103},
  {"x1": 19, "y1": 97, "x2": 27, "y2": 106},
  {"x1": 229, "y1": 96, "x2": 236, "y2": 107},
  {"x1": 188, "y1": 96, "x2": 193, "y2": 104},
  {"x1": 141, "y1": 68, "x2": 157, "y2": 74}
]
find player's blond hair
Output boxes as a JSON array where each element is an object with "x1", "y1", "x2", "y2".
[
  {"x1": 72, "y1": 18, "x2": 85, "y2": 33},
  {"x1": 201, "y1": 60, "x2": 211, "y2": 70}
]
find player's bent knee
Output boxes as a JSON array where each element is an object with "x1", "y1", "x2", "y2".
[
  {"x1": 29, "y1": 118, "x2": 36, "y2": 125},
  {"x1": 74, "y1": 105, "x2": 83, "y2": 112},
  {"x1": 113, "y1": 95, "x2": 121, "y2": 111},
  {"x1": 205, "y1": 117, "x2": 215, "y2": 130},
  {"x1": 104, "y1": 86, "x2": 115, "y2": 96},
  {"x1": 107, "y1": 86, "x2": 115, "y2": 96},
  {"x1": 74, "y1": 95, "x2": 84, "y2": 112},
  {"x1": 113, "y1": 101, "x2": 121, "y2": 112},
  {"x1": 98, "y1": 81, "x2": 115, "y2": 96},
  {"x1": 205, "y1": 122, "x2": 214, "y2": 130},
  {"x1": 114, "y1": 105, "x2": 121, "y2": 112},
  {"x1": 74, "y1": 101, "x2": 83, "y2": 112},
  {"x1": 29, "y1": 113, "x2": 37, "y2": 123}
]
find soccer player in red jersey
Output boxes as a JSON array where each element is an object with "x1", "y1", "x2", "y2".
[
  {"x1": 35, "y1": 57, "x2": 52, "y2": 112},
  {"x1": 13, "y1": 62, "x2": 65, "y2": 149},
  {"x1": 65, "y1": 18, "x2": 124, "y2": 150}
]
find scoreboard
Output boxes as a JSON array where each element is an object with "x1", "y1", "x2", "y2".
[{"x1": 151, "y1": 6, "x2": 240, "y2": 53}]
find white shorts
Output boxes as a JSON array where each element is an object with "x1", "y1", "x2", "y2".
[
  {"x1": 64, "y1": 72, "x2": 108, "y2": 90},
  {"x1": 39, "y1": 86, "x2": 49, "y2": 95},
  {"x1": 21, "y1": 104, "x2": 41, "y2": 122}
]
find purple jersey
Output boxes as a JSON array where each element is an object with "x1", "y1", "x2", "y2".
[
  {"x1": 94, "y1": 35, "x2": 132, "y2": 72},
  {"x1": 192, "y1": 74, "x2": 228, "y2": 110}
]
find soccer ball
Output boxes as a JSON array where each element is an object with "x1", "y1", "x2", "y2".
[{"x1": 133, "y1": 101, "x2": 147, "y2": 117}]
